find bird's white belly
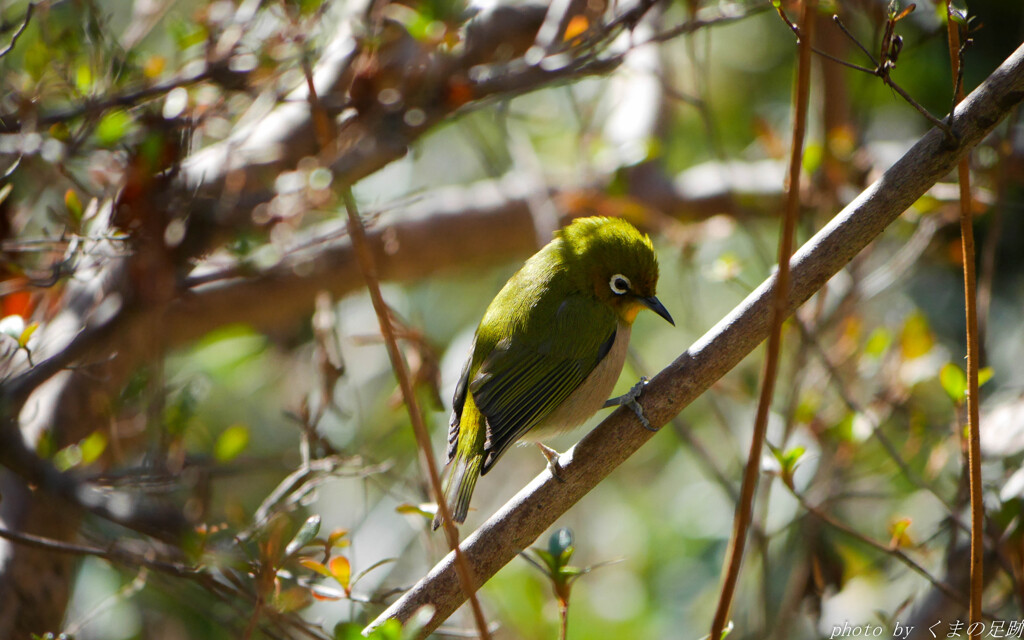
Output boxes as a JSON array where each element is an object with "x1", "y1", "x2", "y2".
[{"x1": 525, "y1": 323, "x2": 632, "y2": 440}]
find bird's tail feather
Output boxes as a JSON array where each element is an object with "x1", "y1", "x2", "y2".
[{"x1": 432, "y1": 450, "x2": 482, "y2": 530}]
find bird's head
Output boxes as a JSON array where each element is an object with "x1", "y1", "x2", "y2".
[{"x1": 556, "y1": 217, "x2": 674, "y2": 327}]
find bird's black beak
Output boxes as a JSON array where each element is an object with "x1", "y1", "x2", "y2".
[{"x1": 639, "y1": 296, "x2": 675, "y2": 326}]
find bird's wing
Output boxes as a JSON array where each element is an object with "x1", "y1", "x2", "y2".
[
  {"x1": 470, "y1": 294, "x2": 617, "y2": 474},
  {"x1": 445, "y1": 348, "x2": 473, "y2": 463}
]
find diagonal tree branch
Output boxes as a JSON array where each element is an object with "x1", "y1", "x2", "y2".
[{"x1": 364, "y1": 41, "x2": 1024, "y2": 637}]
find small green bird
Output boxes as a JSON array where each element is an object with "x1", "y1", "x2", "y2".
[{"x1": 434, "y1": 216, "x2": 673, "y2": 529}]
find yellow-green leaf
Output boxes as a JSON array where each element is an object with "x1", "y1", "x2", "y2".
[
  {"x1": 75, "y1": 63, "x2": 94, "y2": 93},
  {"x1": 65, "y1": 190, "x2": 83, "y2": 223},
  {"x1": 899, "y1": 313, "x2": 933, "y2": 360},
  {"x1": 889, "y1": 517, "x2": 913, "y2": 548},
  {"x1": 215, "y1": 424, "x2": 249, "y2": 462},
  {"x1": 299, "y1": 558, "x2": 331, "y2": 578},
  {"x1": 939, "y1": 363, "x2": 967, "y2": 404},
  {"x1": 18, "y1": 322, "x2": 38, "y2": 348},
  {"x1": 95, "y1": 110, "x2": 134, "y2": 147},
  {"x1": 396, "y1": 503, "x2": 434, "y2": 520},
  {"x1": 864, "y1": 327, "x2": 892, "y2": 358},
  {"x1": 978, "y1": 367, "x2": 995, "y2": 388},
  {"x1": 80, "y1": 431, "x2": 107, "y2": 465}
]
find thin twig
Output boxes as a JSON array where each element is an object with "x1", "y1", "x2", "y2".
[
  {"x1": 63, "y1": 567, "x2": 149, "y2": 636},
  {"x1": 0, "y1": 525, "x2": 195, "y2": 578},
  {"x1": 884, "y1": 79, "x2": 956, "y2": 141},
  {"x1": 792, "y1": 12, "x2": 957, "y2": 141},
  {"x1": 792, "y1": 319, "x2": 958, "y2": 513},
  {"x1": 832, "y1": 14, "x2": 878, "y2": 67},
  {"x1": 648, "y1": 5, "x2": 771, "y2": 44},
  {"x1": 708, "y1": 2, "x2": 814, "y2": 638},
  {"x1": 342, "y1": 190, "x2": 491, "y2": 640},
  {"x1": 946, "y1": 5, "x2": 984, "y2": 637},
  {"x1": 787, "y1": 488, "x2": 969, "y2": 606},
  {"x1": 0, "y1": 64, "x2": 233, "y2": 134},
  {"x1": 0, "y1": 1, "x2": 32, "y2": 59}
]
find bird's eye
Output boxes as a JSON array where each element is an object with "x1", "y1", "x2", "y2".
[{"x1": 609, "y1": 274, "x2": 631, "y2": 295}]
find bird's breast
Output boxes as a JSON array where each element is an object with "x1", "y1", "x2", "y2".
[{"x1": 525, "y1": 322, "x2": 632, "y2": 440}]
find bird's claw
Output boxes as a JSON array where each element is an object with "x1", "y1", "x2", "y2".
[
  {"x1": 536, "y1": 443, "x2": 566, "y2": 482},
  {"x1": 604, "y1": 377, "x2": 657, "y2": 431}
]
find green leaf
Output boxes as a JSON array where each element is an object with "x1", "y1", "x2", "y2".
[
  {"x1": 899, "y1": 313, "x2": 933, "y2": 360},
  {"x1": 775, "y1": 446, "x2": 806, "y2": 478},
  {"x1": 285, "y1": 515, "x2": 322, "y2": 558},
  {"x1": 95, "y1": 110, "x2": 134, "y2": 147},
  {"x1": 939, "y1": 363, "x2": 967, "y2": 404},
  {"x1": 532, "y1": 548, "x2": 557, "y2": 573},
  {"x1": 947, "y1": 5, "x2": 967, "y2": 26},
  {"x1": 299, "y1": 558, "x2": 331, "y2": 578},
  {"x1": 802, "y1": 142, "x2": 823, "y2": 175},
  {"x1": 18, "y1": 322, "x2": 38, "y2": 348},
  {"x1": 349, "y1": 618, "x2": 401, "y2": 640},
  {"x1": 75, "y1": 63, "x2": 94, "y2": 93},
  {"x1": 352, "y1": 557, "x2": 398, "y2": 587},
  {"x1": 864, "y1": 328, "x2": 892, "y2": 358},
  {"x1": 65, "y1": 189, "x2": 84, "y2": 224},
  {"x1": 334, "y1": 622, "x2": 364, "y2": 640},
  {"x1": 889, "y1": 517, "x2": 913, "y2": 548},
  {"x1": 169, "y1": 19, "x2": 208, "y2": 50},
  {"x1": 287, "y1": 0, "x2": 326, "y2": 17},
  {"x1": 80, "y1": 431, "x2": 107, "y2": 465},
  {"x1": 215, "y1": 424, "x2": 250, "y2": 462},
  {"x1": 395, "y1": 503, "x2": 434, "y2": 519},
  {"x1": 978, "y1": 367, "x2": 995, "y2": 388},
  {"x1": 831, "y1": 412, "x2": 856, "y2": 442}
]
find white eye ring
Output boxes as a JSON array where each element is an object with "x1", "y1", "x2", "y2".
[{"x1": 609, "y1": 274, "x2": 630, "y2": 295}]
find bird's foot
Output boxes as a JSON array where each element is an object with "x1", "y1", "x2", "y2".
[
  {"x1": 603, "y1": 377, "x2": 657, "y2": 431},
  {"x1": 536, "y1": 443, "x2": 566, "y2": 482}
]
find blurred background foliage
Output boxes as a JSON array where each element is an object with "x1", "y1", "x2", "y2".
[{"x1": 2, "y1": 0, "x2": 1024, "y2": 638}]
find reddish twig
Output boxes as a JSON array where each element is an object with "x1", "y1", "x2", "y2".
[
  {"x1": 341, "y1": 190, "x2": 491, "y2": 640},
  {"x1": 946, "y1": 4, "x2": 984, "y2": 637},
  {"x1": 709, "y1": 1, "x2": 815, "y2": 638}
]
